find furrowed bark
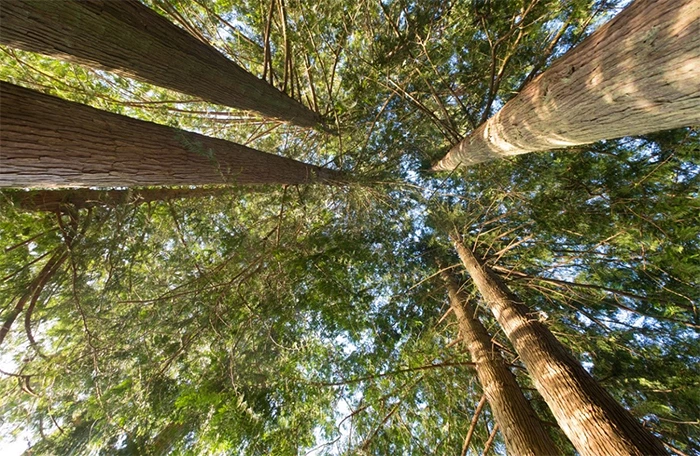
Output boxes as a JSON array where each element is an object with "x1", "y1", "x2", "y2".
[
  {"x1": 0, "y1": 0, "x2": 321, "y2": 127},
  {"x1": 440, "y1": 268, "x2": 561, "y2": 456},
  {"x1": 451, "y1": 232, "x2": 668, "y2": 455},
  {"x1": 433, "y1": 0, "x2": 700, "y2": 170},
  {"x1": 0, "y1": 82, "x2": 340, "y2": 188}
]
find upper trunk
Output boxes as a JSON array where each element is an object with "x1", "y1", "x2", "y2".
[
  {"x1": 451, "y1": 233, "x2": 668, "y2": 456},
  {"x1": 0, "y1": 0, "x2": 321, "y2": 127},
  {"x1": 440, "y1": 268, "x2": 561, "y2": 456},
  {"x1": 433, "y1": 0, "x2": 700, "y2": 170},
  {"x1": 0, "y1": 82, "x2": 340, "y2": 188}
]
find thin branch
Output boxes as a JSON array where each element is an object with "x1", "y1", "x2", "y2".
[
  {"x1": 663, "y1": 442, "x2": 690, "y2": 456},
  {"x1": 1, "y1": 251, "x2": 51, "y2": 283},
  {"x1": 4, "y1": 227, "x2": 59, "y2": 253},
  {"x1": 462, "y1": 395, "x2": 487, "y2": 456},
  {"x1": 262, "y1": 0, "x2": 276, "y2": 83},
  {"x1": 445, "y1": 337, "x2": 463, "y2": 350},
  {"x1": 277, "y1": 0, "x2": 291, "y2": 92},
  {"x1": 517, "y1": 16, "x2": 572, "y2": 92},
  {"x1": 192, "y1": 0, "x2": 263, "y2": 50},
  {"x1": 313, "y1": 361, "x2": 474, "y2": 387},
  {"x1": 167, "y1": 202, "x2": 206, "y2": 278},
  {"x1": 25, "y1": 259, "x2": 65, "y2": 358},
  {"x1": 481, "y1": 0, "x2": 540, "y2": 122},
  {"x1": 482, "y1": 423, "x2": 500, "y2": 455},
  {"x1": 0, "y1": 249, "x2": 66, "y2": 348},
  {"x1": 361, "y1": 402, "x2": 401, "y2": 450},
  {"x1": 383, "y1": 78, "x2": 461, "y2": 142},
  {"x1": 275, "y1": 185, "x2": 289, "y2": 246},
  {"x1": 358, "y1": 374, "x2": 425, "y2": 451},
  {"x1": 495, "y1": 267, "x2": 700, "y2": 329},
  {"x1": 303, "y1": 54, "x2": 320, "y2": 113},
  {"x1": 491, "y1": 235, "x2": 534, "y2": 265}
]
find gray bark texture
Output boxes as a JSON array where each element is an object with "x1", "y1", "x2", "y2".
[
  {"x1": 0, "y1": 82, "x2": 340, "y2": 188},
  {"x1": 441, "y1": 269, "x2": 561, "y2": 456},
  {"x1": 433, "y1": 0, "x2": 700, "y2": 170},
  {"x1": 0, "y1": 0, "x2": 320, "y2": 127},
  {"x1": 452, "y1": 233, "x2": 668, "y2": 456}
]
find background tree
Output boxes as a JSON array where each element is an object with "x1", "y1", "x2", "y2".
[
  {"x1": 450, "y1": 231, "x2": 667, "y2": 455},
  {"x1": 433, "y1": 0, "x2": 700, "y2": 170},
  {"x1": 0, "y1": 0, "x2": 321, "y2": 127},
  {"x1": 440, "y1": 267, "x2": 561, "y2": 455}
]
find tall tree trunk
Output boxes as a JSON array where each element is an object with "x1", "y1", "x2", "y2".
[
  {"x1": 0, "y1": 0, "x2": 321, "y2": 128},
  {"x1": 0, "y1": 82, "x2": 340, "y2": 188},
  {"x1": 451, "y1": 232, "x2": 668, "y2": 456},
  {"x1": 440, "y1": 268, "x2": 561, "y2": 456},
  {"x1": 3, "y1": 187, "x2": 237, "y2": 212},
  {"x1": 433, "y1": 0, "x2": 700, "y2": 170}
]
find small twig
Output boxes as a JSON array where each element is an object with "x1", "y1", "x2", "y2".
[
  {"x1": 275, "y1": 186, "x2": 288, "y2": 246},
  {"x1": 462, "y1": 395, "x2": 487, "y2": 456},
  {"x1": 663, "y1": 442, "x2": 690, "y2": 456},
  {"x1": 482, "y1": 423, "x2": 500, "y2": 455}
]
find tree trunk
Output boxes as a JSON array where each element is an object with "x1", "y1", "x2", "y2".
[
  {"x1": 3, "y1": 187, "x2": 237, "y2": 212},
  {"x1": 0, "y1": 0, "x2": 320, "y2": 128},
  {"x1": 0, "y1": 82, "x2": 340, "y2": 188},
  {"x1": 451, "y1": 233, "x2": 668, "y2": 456},
  {"x1": 433, "y1": 0, "x2": 700, "y2": 170},
  {"x1": 440, "y1": 268, "x2": 561, "y2": 456}
]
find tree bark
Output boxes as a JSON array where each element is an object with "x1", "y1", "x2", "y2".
[
  {"x1": 440, "y1": 268, "x2": 561, "y2": 456},
  {"x1": 451, "y1": 232, "x2": 668, "y2": 456},
  {"x1": 0, "y1": 82, "x2": 340, "y2": 188},
  {"x1": 433, "y1": 0, "x2": 700, "y2": 170},
  {"x1": 3, "y1": 187, "x2": 238, "y2": 212},
  {"x1": 0, "y1": 0, "x2": 321, "y2": 128}
]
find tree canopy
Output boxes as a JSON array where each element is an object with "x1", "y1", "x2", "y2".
[{"x1": 1, "y1": 0, "x2": 698, "y2": 454}]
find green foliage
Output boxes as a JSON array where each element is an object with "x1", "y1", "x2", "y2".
[{"x1": 1, "y1": 0, "x2": 698, "y2": 455}]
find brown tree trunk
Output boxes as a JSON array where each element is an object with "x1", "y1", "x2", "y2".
[
  {"x1": 0, "y1": 0, "x2": 320, "y2": 128},
  {"x1": 451, "y1": 233, "x2": 668, "y2": 455},
  {"x1": 433, "y1": 0, "x2": 700, "y2": 170},
  {"x1": 3, "y1": 187, "x2": 237, "y2": 212},
  {"x1": 440, "y1": 268, "x2": 561, "y2": 456},
  {"x1": 0, "y1": 82, "x2": 340, "y2": 188}
]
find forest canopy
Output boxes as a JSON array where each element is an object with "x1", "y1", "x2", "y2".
[{"x1": 0, "y1": 0, "x2": 698, "y2": 455}]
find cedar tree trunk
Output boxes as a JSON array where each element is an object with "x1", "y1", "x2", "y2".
[
  {"x1": 0, "y1": 0, "x2": 320, "y2": 127},
  {"x1": 440, "y1": 268, "x2": 561, "y2": 456},
  {"x1": 451, "y1": 233, "x2": 668, "y2": 456},
  {"x1": 0, "y1": 82, "x2": 339, "y2": 188},
  {"x1": 433, "y1": 0, "x2": 700, "y2": 170}
]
